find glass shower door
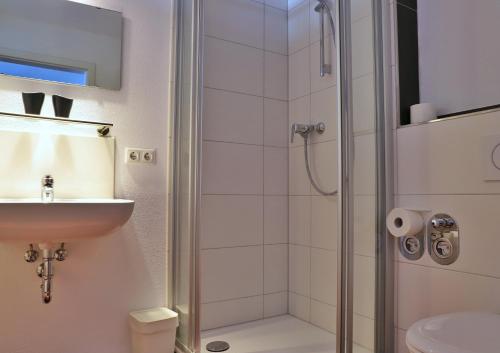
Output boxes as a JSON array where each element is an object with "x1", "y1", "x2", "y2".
[{"x1": 336, "y1": 0, "x2": 392, "y2": 352}]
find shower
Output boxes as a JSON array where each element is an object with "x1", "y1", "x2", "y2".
[
  {"x1": 291, "y1": 0, "x2": 338, "y2": 196},
  {"x1": 169, "y1": 0, "x2": 392, "y2": 352}
]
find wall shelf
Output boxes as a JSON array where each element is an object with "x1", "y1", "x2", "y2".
[{"x1": 0, "y1": 111, "x2": 113, "y2": 127}]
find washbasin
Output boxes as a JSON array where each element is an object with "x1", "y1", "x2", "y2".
[{"x1": 0, "y1": 198, "x2": 134, "y2": 244}]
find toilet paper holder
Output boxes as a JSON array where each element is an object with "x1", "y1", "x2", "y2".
[{"x1": 387, "y1": 208, "x2": 427, "y2": 261}]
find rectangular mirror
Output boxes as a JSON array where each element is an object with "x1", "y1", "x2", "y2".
[
  {"x1": 0, "y1": 0, "x2": 123, "y2": 90},
  {"x1": 397, "y1": 0, "x2": 500, "y2": 124}
]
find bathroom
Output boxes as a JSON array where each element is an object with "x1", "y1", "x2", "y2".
[{"x1": 0, "y1": 0, "x2": 499, "y2": 353}]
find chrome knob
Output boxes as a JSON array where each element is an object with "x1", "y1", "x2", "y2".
[
  {"x1": 434, "y1": 239, "x2": 453, "y2": 259},
  {"x1": 54, "y1": 244, "x2": 67, "y2": 261},
  {"x1": 315, "y1": 122, "x2": 326, "y2": 134},
  {"x1": 37, "y1": 264, "x2": 45, "y2": 278},
  {"x1": 24, "y1": 245, "x2": 39, "y2": 263}
]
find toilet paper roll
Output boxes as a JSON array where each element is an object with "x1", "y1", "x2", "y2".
[
  {"x1": 410, "y1": 103, "x2": 436, "y2": 124},
  {"x1": 386, "y1": 208, "x2": 424, "y2": 237}
]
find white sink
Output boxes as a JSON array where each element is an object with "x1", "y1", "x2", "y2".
[{"x1": 0, "y1": 199, "x2": 134, "y2": 244}]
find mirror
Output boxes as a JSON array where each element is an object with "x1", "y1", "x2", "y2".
[
  {"x1": 397, "y1": 0, "x2": 500, "y2": 124},
  {"x1": 0, "y1": 0, "x2": 123, "y2": 90}
]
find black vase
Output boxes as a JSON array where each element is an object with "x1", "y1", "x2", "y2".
[
  {"x1": 22, "y1": 92, "x2": 45, "y2": 115},
  {"x1": 52, "y1": 95, "x2": 73, "y2": 118}
]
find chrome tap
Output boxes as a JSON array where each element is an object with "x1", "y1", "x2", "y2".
[{"x1": 41, "y1": 175, "x2": 54, "y2": 203}]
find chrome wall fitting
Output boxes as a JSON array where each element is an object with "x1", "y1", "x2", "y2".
[
  {"x1": 54, "y1": 243, "x2": 68, "y2": 261},
  {"x1": 399, "y1": 232, "x2": 425, "y2": 261},
  {"x1": 26, "y1": 243, "x2": 68, "y2": 303},
  {"x1": 428, "y1": 214, "x2": 459, "y2": 265},
  {"x1": 24, "y1": 244, "x2": 39, "y2": 263},
  {"x1": 97, "y1": 125, "x2": 110, "y2": 137}
]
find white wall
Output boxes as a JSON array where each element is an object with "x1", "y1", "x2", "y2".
[
  {"x1": 391, "y1": 2, "x2": 500, "y2": 352},
  {"x1": 418, "y1": 0, "x2": 500, "y2": 115},
  {"x1": 0, "y1": 0, "x2": 173, "y2": 352},
  {"x1": 393, "y1": 110, "x2": 500, "y2": 353},
  {"x1": 200, "y1": 0, "x2": 289, "y2": 330}
]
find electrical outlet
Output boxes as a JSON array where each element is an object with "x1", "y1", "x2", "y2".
[
  {"x1": 142, "y1": 149, "x2": 156, "y2": 164},
  {"x1": 125, "y1": 148, "x2": 156, "y2": 164},
  {"x1": 125, "y1": 148, "x2": 142, "y2": 164}
]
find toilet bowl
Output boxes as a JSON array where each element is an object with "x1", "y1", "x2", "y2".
[{"x1": 406, "y1": 312, "x2": 500, "y2": 353}]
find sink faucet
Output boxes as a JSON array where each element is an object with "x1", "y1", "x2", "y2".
[{"x1": 41, "y1": 175, "x2": 54, "y2": 203}]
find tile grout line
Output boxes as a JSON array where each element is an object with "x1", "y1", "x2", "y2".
[
  {"x1": 262, "y1": 3, "x2": 266, "y2": 320},
  {"x1": 396, "y1": 259, "x2": 500, "y2": 281},
  {"x1": 307, "y1": 0, "x2": 313, "y2": 324},
  {"x1": 204, "y1": 85, "x2": 288, "y2": 102},
  {"x1": 203, "y1": 290, "x2": 288, "y2": 306}
]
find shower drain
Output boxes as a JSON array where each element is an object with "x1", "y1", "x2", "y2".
[{"x1": 206, "y1": 341, "x2": 230, "y2": 352}]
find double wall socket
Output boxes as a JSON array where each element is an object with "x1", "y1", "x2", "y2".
[{"x1": 125, "y1": 148, "x2": 156, "y2": 164}]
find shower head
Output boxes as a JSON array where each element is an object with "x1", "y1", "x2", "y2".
[
  {"x1": 314, "y1": 0, "x2": 327, "y2": 12},
  {"x1": 314, "y1": 2, "x2": 324, "y2": 12}
]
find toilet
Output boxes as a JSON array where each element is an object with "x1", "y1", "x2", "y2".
[{"x1": 406, "y1": 312, "x2": 500, "y2": 353}]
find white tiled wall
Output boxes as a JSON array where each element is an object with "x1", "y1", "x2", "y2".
[
  {"x1": 393, "y1": 110, "x2": 500, "y2": 353},
  {"x1": 390, "y1": 2, "x2": 500, "y2": 352},
  {"x1": 201, "y1": 0, "x2": 378, "y2": 346},
  {"x1": 287, "y1": 2, "x2": 377, "y2": 351},
  {"x1": 201, "y1": 0, "x2": 289, "y2": 330},
  {"x1": 287, "y1": 0, "x2": 338, "y2": 337}
]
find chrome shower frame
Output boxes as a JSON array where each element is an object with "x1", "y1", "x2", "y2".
[{"x1": 335, "y1": 0, "x2": 394, "y2": 352}]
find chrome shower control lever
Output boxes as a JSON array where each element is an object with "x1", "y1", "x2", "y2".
[{"x1": 291, "y1": 123, "x2": 312, "y2": 143}]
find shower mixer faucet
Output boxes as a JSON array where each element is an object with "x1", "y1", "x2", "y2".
[
  {"x1": 290, "y1": 122, "x2": 326, "y2": 143},
  {"x1": 291, "y1": 122, "x2": 337, "y2": 196}
]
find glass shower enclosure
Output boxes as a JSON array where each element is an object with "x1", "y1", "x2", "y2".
[{"x1": 169, "y1": 0, "x2": 393, "y2": 352}]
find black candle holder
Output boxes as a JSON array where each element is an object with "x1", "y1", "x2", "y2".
[
  {"x1": 22, "y1": 92, "x2": 45, "y2": 115},
  {"x1": 52, "y1": 95, "x2": 73, "y2": 118}
]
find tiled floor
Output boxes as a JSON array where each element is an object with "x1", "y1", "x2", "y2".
[{"x1": 201, "y1": 315, "x2": 372, "y2": 353}]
